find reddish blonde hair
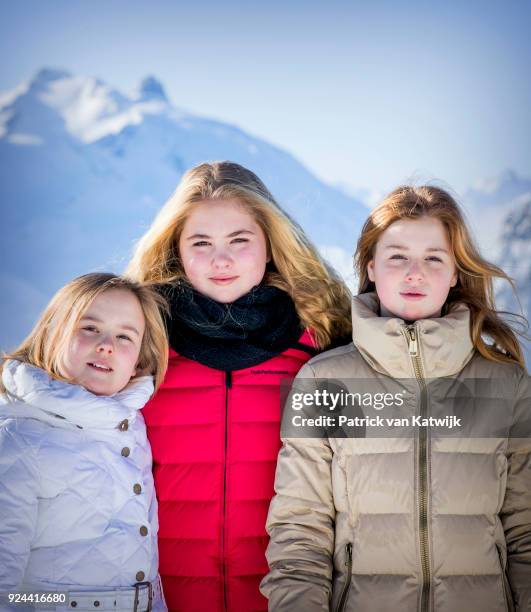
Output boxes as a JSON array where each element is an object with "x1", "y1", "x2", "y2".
[{"x1": 355, "y1": 185, "x2": 527, "y2": 367}]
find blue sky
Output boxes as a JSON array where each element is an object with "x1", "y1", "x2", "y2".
[{"x1": 1, "y1": 0, "x2": 530, "y2": 195}]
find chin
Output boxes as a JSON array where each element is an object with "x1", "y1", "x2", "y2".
[
  {"x1": 396, "y1": 305, "x2": 426, "y2": 321},
  {"x1": 86, "y1": 386, "x2": 110, "y2": 396},
  {"x1": 209, "y1": 292, "x2": 237, "y2": 304},
  {"x1": 407, "y1": 309, "x2": 442, "y2": 321},
  {"x1": 208, "y1": 287, "x2": 248, "y2": 304},
  {"x1": 83, "y1": 380, "x2": 114, "y2": 396}
]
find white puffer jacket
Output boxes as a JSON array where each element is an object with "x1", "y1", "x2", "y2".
[{"x1": 0, "y1": 360, "x2": 164, "y2": 605}]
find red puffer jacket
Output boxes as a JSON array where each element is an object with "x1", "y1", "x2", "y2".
[{"x1": 142, "y1": 330, "x2": 317, "y2": 612}]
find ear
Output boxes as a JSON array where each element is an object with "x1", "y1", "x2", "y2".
[
  {"x1": 134, "y1": 363, "x2": 151, "y2": 378},
  {"x1": 367, "y1": 260, "x2": 375, "y2": 282},
  {"x1": 450, "y1": 269, "x2": 458, "y2": 287}
]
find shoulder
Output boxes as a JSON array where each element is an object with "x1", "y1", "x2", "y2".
[
  {"x1": 0, "y1": 418, "x2": 45, "y2": 486},
  {"x1": 279, "y1": 329, "x2": 319, "y2": 362},
  {"x1": 298, "y1": 342, "x2": 369, "y2": 378},
  {"x1": 310, "y1": 341, "x2": 358, "y2": 363},
  {"x1": 297, "y1": 328, "x2": 318, "y2": 350},
  {"x1": 1, "y1": 415, "x2": 55, "y2": 453},
  {"x1": 461, "y1": 353, "x2": 529, "y2": 415},
  {"x1": 288, "y1": 328, "x2": 352, "y2": 359},
  {"x1": 464, "y1": 351, "x2": 526, "y2": 381}
]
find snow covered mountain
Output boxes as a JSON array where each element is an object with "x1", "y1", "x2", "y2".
[
  {"x1": 1, "y1": 68, "x2": 529, "y2": 363},
  {"x1": 0, "y1": 68, "x2": 367, "y2": 350},
  {"x1": 462, "y1": 170, "x2": 531, "y2": 259},
  {"x1": 495, "y1": 194, "x2": 531, "y2": 363},
  {"x1": 466, "y1": 170, "x2": 531, "y2": 209},
  {"x1": 461, "y1": 171, "x2": 531, "y2": 363}
]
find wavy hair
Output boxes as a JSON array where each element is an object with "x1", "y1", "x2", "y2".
[
  {"x1": 126, "y1": 161, "x2": 352, "y2": 349},
  {"x1": 354, "y1": 185, "x2": 527, "y2": 367},
  {"x1": 1, "y1": 273, "x2": 169, "y2": 394}
]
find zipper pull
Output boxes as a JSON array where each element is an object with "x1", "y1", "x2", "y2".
[
  {"x1": 225, "y1": 371, "x2": 233, "y2": 388},
  {"x1": 407, "y1": 327, "x2": 418, "y2": 356},
  {"x1": 345, "y1": 542, "x2": 353, "y2": 567}
]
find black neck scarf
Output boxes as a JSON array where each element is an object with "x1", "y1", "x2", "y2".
[{"x1": 160, "y1": 281, "x2": 306, "y2": 371}]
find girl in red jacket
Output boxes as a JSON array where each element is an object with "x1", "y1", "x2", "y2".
[{"x1": 126, "y1": 161, "x2": 352, "y2": 612}]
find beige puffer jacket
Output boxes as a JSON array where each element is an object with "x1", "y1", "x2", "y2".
[{"x1": 261, "y1": 293, "x2": 531, "y2": 612}]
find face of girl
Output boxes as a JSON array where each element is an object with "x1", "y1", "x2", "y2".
[
  {"x1": 367, "y1": 217, "x2": 458, "y2": 321},
  {"x1": 179, "y1": 199, "x2": 269, "y2": 303},
  {"x1": 60, "y1": 289, "x2": 146, "y2": 396}
]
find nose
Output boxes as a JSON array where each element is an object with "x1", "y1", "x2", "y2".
[
  {"x1": 405, "y1": 261, "x2": 424, "y2": 283},
  {"x1": 96, "y1": 335, "x2": 114, "y2": 354},
  {"x1": 212, "y1": 248, "x2": 233, "y2": 269}
]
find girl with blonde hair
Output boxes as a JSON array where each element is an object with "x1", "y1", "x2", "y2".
[
  {"x1": 0, "y1": 273, "x2": 169, "y2": 611},
  {"x1": 262, "y1": 185, "x2": 531, "y2": 612},
  {"x1": 126, "y1": 161, "x2": 352, "y2": 612}
]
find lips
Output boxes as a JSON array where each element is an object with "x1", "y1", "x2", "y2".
[
  {"x1": 209, "y1": 276, "x2": 238, "y2": 285},
  {"x1": 87, "y1": 362, "x2": 113, "y2": 372},
  {"x1": 400, "y1": 290, "x2": 427, "y2": 300}
]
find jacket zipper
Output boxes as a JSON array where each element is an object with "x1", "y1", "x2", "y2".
[
  {"x1": 403, "y1": 325, "x2": 431, "y2": 612},
  {"x1": 222, "y1": 370, "x2": 232, "y2": 612},
  {"x1": 335, "y1": 542, "x2": 353, "y2": 612}
]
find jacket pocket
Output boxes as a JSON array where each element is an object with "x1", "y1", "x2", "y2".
[
  {"x1": 335, "y1": 542, "x2": 353, "y2": 612},
  {"x1": 496, "y1": 544, "x2": 515, "y2": 612}
]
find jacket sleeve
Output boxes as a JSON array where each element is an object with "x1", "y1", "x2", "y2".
[
  {"x1": 260, "y1": 363, "x2": 335, "y2": 612},
  {"x1": 501, "y1": 372, "x2": 531, "y2": 611},
  {"x1": 0, "y1": 420, "x2": 40, "y2": 589}
]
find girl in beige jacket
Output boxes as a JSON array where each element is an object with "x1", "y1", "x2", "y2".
[{"x1": 261, "y1": 186, "x2": 530, "y2": 612}]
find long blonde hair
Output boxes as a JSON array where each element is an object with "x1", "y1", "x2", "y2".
[
  {"x1": 126, "y1": 161, "x2": 352, "y2": 349},
  {"x1": 355, "y1": 185, "x2": 527, "y2": 367},
  {"x1": 1, "y1": 273, "x2": 169, "y2": 393}
]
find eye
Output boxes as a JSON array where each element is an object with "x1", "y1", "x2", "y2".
[
  {"x1": 389, "y1": 254, "x2": 407, "y2": 260},
  {"x1": 82, "y1": 325, "x2": 98, "y2": 333},
  {"x1": 231, "y1": 237, "x2": 249, "y2": 244},
  {"x1": 117, "y1": 334, "x2": 133, "y2": 342},
  {"x1": 426, "y1": 256, "x2": 443, "y2": 263},
  {"x1": 192, "y1": 240, "x2": 210, "y2": 247}
]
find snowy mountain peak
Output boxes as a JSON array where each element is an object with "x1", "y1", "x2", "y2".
[
  {"x1": 461, "y1": 169, "x2": 531, "y2": 260},
  {"x1": 138, "y1": 76, "x2": 168, "y2": 102},
  {"x1": 467, "y1": 169, "x2": 531, "y2": 206},
  {"x1": 0, "y1": 69, "x2": 72, "y2": 112},
  {"x1": 471, "y1": 169, "x2": 516, "y2": 194},
  {"x1": 496, "y1": 195, "x2": 531, "y2": 365},
  {"x1": 501, "y1": 196, "x2": 531, "y2": 242},
  {"x1": 1, "y1": 70, "x2": 166, "y2": 144},
  {"x1": 32, "y1": 68, "x2": 73, "y2": 87},
  {"x1": 495, "y1": 168, "x2": 520, "y2": 187}
]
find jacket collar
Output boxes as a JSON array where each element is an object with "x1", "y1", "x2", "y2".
[
  {"x1": 351, "y1": 292, "x2": 474, "y2": 379},
  {"x1": 0, "y1": 360, "x2": 154, "y2": 429}
]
